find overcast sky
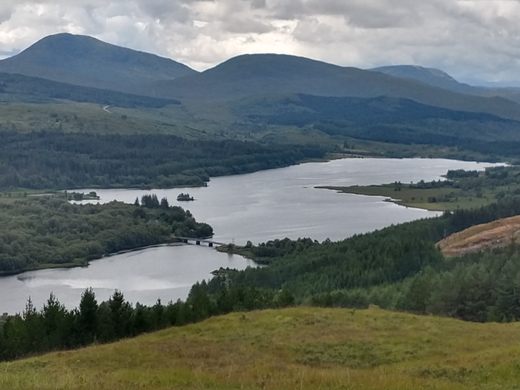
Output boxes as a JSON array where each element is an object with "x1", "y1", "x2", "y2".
[{"x1": 0, "y1": 0, "x2": 519, "y2": 85}]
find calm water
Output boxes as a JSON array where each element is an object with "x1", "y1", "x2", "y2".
[
  {"x1": 0, "y1": 246, "x2": 255, "y2": 315},
  {"x1": 0, "y1": 158, "x2": 497, "y2": 313}
]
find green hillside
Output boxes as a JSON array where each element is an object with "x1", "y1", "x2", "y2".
[
  {"x1": 0, "y1": 72, "x2": 178, "y2": 108},
  {"x1": 235, "y1": 94, "x2": 520, "y2": 156},
  {"x1": 3, "y1": 307, "x2": 520, "y2": 390},
  {"x1": 0, "y1": 132, "x2": 325, "y2": 190},
  {"x1": 1, "y1": 35, "x2": 520, "y2": 161}
]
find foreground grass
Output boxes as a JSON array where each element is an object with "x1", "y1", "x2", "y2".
[{"x1": 3, "y1": 307, "x2": 520, "y2": 389}]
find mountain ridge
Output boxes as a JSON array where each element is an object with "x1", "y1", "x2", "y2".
[{"x1": 158, "y1": 53, "x2": 520, "y2": 121}]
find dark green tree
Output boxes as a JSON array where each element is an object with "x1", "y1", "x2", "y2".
[{"x1": 78, "y1": 288, "x2": 98, "y2": 344}]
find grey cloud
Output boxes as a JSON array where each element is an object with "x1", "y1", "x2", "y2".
[
  {"x1": 223, "y1": 17, "x2": 272, "y2": 34},
  {"x1": 137, "y1": 0, "x2": 192, "y2": 23},
  {"x1": 0, "y1": 0, "x2": 519, "y2": 84},
  {"x1": 248, "y1": 0, "x2": 266, "y2": 9}
]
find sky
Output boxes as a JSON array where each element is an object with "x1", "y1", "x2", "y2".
[{"x1": 0, "y1": 0, "x2": 519, "y2": 85}]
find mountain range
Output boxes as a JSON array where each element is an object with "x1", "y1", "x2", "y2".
[{"x1": 1, "y1": 32, "x2": 520, "y2": 155}]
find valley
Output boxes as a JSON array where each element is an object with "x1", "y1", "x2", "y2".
[
  {"x1": 0, "y1": 157, "x2": 492, "y2": 314},
  {"x1": 1, "y1": 28, "x2": 520, "y2": 389}
]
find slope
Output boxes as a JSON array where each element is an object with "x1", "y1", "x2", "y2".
[
  {"x1": 0, "y1": 33, "x2": 196, "y2": 96},
  {"x1": 0, "y1": 72, "x2": 178, "y2": 108},
  {"x1": 234, "y1": 94, "x2": 520, "y2": 154},
  {"x1": 3, "y1": 307, "x2": 520, "y2": 389}
]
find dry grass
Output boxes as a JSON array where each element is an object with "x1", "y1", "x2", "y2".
[
  {"x1": 3, "y1": 307, "x2": 520, "y2": 389},
  {"x1": 438, "y1": 215, "x2": 520, "y2": 256}
]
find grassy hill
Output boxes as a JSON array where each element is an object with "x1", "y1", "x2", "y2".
[
  {"x1": 0, "y1": 33, "x2": 195, "y2": 96},
  {"x1": 3, "y1": 307, "x2": 520, "y2": 389}
]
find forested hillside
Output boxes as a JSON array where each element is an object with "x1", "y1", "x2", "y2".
[
  {"x1": 0, "y1": 132, "x2": 325, "y2": 190},
  {"x1": 210, "y1": 195, "x2": 520, "y2": 322},
  {"x1": 237, "y1": 94, "x2": 520, "y2": 156}
]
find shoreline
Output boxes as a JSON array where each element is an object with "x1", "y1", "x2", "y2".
[
  {"x1": 316, "y1": 185, "x2": 448, "y2": 212},
  {"x1": 3, "y1": 240, "x2": 259, "y2": 279},
  {"x1": 1, "y1": 241, "x2": 188, "y2": 278},
  {"x1": 4, "y1": 150, "x2": 503, "y2": 196},
  {"x1": 1, "y1": 156, "x2": 501, "y2": 277}
]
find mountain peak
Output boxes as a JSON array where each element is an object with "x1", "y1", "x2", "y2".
[{"x1": 0, "y1": 33, "x2": 196, "y2": 96}]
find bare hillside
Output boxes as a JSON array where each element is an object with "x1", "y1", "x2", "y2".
[{"x1": 438, "y1": 215, "x2": 520, "y2": 256}]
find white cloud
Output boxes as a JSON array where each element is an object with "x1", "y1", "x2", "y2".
[{"x1": 0, "y1": 0, "x2": 519, "y2": 84}]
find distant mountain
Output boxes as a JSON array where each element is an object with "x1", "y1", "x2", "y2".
[
  {"x1": 160, "y1": 54, "x2": 520, "y2": 121},
  {"x1": 373, "y1": 65, "x2": 520, "y2": 104},
  {"x1": 371, "y1": 65, "x2": 477, "y2": 94},
  {"x1": 0, "y1": 33, "x2": 196, "y2": 96},
  {"x1": 0, "y1": 72, "x2": 178, "y2": 108}
]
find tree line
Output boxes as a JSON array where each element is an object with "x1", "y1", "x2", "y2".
[{"x1": 0, "y1": 284, "x2": 294, "y2": 361}]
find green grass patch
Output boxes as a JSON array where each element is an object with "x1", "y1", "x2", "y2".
[{"x1": 320, "y1": 183, "x2": 493, "y2": 211}]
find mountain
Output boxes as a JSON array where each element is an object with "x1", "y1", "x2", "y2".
[
  {"x1": 0, "y1": 33, "x2": 196, "y2": 96},
  {"x1": 373, "y1": 65, "x2": 520, "y2": 104},
  {"x1": 160, "y1": 54, "x2": 520, "y2": 121},
  {"x1": 372, "y1": 65, "x2": 477, "y2": 94}
]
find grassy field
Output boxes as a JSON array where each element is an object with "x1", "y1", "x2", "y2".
[
  {"x1": 3, "y1": 307, "x2": 520, "y2": 389},
  {"x1": 319, "y1": 183, "x2": 495, "y2": 211}
]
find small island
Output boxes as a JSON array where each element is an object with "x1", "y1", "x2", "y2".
[
  {"x1": 66, "y1": 191, "x2": 100, "y2": 201},
  {"x1": 177, "y1": 192, "x2": 195, "y2": 201}
]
